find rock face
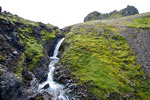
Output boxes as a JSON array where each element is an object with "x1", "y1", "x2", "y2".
[
  {"x1": 84, "y1": 5, "x2": 139, "y2": 22},
  {"x1": 0, "y1": 11, "x2": 62, "y2": 100},
  {"x1": 0, "y1": 7, "x2": 1, "y2": 12},
  {"x1": 0, "y1": 65, "x2": 27, "y2": 100},
  {"x1": 29, "y1": 92, "x2": 53, "y2": 100}
]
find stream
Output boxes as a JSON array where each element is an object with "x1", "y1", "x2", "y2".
[{"x1": 38, "y1": 38, "x2": 69, "y2": 100}]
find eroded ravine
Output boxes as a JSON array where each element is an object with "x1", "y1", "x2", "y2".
[{"x1": 38, "y1": 38, "x2": 69, "y2": 100}]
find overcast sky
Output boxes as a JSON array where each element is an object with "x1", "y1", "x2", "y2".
[{"x1": 0, "y1": 0, "x2": 150, "y2": 28}]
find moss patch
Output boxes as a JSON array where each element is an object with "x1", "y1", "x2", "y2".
[
  {"x1": 25, "y1": 38, "x2": 44, "y2": 70},
  {"x1": 61, "y1": 24, "x2": 150, "y2": 99},
  {"x1": 127, "y1": 17, "x2": 150, "y2": 28},
  {"x1": 41, "y1": 29, "x2": 56, "y2": 41},
  {"x1": 18, "y1": 27, "x2": 44, "y2": 71}
]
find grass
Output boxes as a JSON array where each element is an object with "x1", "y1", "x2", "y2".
[
  {"x1": 127, "y1": 17, "x2": 150, "y2": 28},
  {"x1": 61, "y1": 24, "x2": 150, "y2": 99}
]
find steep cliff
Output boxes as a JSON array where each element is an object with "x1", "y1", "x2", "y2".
[{"x1": 0, "y1": 11, "x2": 62, "y2": 100}]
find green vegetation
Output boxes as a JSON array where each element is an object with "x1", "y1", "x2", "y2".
[
  {"x1": 61, "y1": 24, "x2": 150, "y2": 99},
  {"x1": 127, "y1": 17, "x2": 150, "y2": 28},
  {"x1": 108, "y1": 14, "x2": 123, "y2": 19},
  {"x1": 33, "y1": 96, "x2": 44, "y2": 100},
  {"x1": 25, "y1": 38, "x2": 44, "y2": 70},
  {"x1": 0, "y1": 55, "x2": 4, "y2": 61},
  {"x1": 0, "y1": 68, "x2": 4, "y2": 76},
  {"x1": 17, "y1": 53, "x2": 25, "y2": 77},
  {"x1": 18, "y1": 27, "x2": 44, "y2": 71},
  {"x1": 41, "y1": 29, "x2": 56, "y2": 41},
  {"x1": 0, "y1": 11, "x2": 58, "y2": 76}
]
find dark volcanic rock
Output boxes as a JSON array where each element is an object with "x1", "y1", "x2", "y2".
[
  {"x1": 42, "y1": 84, "x2": 49, "y2": 89},
  {"x1": 84, "y1": 5, "x2": 139, "y2": 22},
  {"x1": 0, "y1": 7, "x2": 1, "y2": 12},
  {"x1": 84, "y1": 11, "x2": 101, "y2": 22},
  {"x1": 120, "y1": 27, "x2": 150, "y2": 77},
  {"x1": 54, "y1": 65, "x2": 71, "y2": 84},
  {"x1": 120, "y1": 5, "x2": 139, "y2": 16},
  {"x1": 29, "y1": 92, "x2": 52, "y2": 100},
  {"x1": 0, "y1": 64, "x2": 27, "y2": 100},
  {"x1": 39, "y1": 73, "x2": 48, "y2": 84}
]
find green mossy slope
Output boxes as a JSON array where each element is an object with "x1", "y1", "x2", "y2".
[
  {"x1": 127, "y1": 17, "x2": 150, "y2": 28},
  {"x1": 61, "y1": 16, "x2": 150, "y2": 99}
]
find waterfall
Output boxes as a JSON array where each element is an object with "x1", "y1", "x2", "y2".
[
  {"x1": 53, "y1": 38, "x2": 65, "y2": 58},
  {"x1": 38, "y1": 38, "x2": 69, "y2": 100}
]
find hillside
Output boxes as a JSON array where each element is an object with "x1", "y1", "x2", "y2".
[
  {"x1": 0, "y1": 11, "x2": 63, "y2": 100},
  {"x1": 0, "y1": 10, "x2": 150, "y2": 100},
  {"x1": 84, "y1": 5, "x2": 139, "y2": 22},
  {"x1": 54, "y1": 12, "x2": 150, "y2": 99}
]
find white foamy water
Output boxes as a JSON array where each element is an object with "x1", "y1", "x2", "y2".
[{"x1": 38, "y1": 38, "x2": 69, "y2": 100}]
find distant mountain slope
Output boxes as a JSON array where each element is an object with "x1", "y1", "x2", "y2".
[
  {"x1": 54, "y1": 12, "x2": 150, "y2": 100},
  {"x1": 84, "y1": 5, "x2": 139, "y2": 22}
]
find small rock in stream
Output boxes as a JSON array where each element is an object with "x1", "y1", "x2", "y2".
[{"x1": 42, "y1": 84, "x2": 50, "y2": 89}]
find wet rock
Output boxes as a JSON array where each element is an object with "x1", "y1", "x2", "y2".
[
  {"x1": 42, "y1": 84, "x2": 49, "y2": 89},
  {"x1": 54, "y1": 65, "x2": 71, "y2": 84},
  {"x1": 12, "y1": 50, "x2": 19, "y2": 55},
  {"x1": 39, "y1": 73, "x2": 48, "y2": 83}
]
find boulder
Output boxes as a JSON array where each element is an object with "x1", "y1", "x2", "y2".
[
  {"x1": 42, "y1": 84, "x2": 50, "y2": 89},
  {"x1": 54, "y1": 65, "x2": 71, "y2": 84},
  {"x1": 0, "y1": 64, "x2": 27, "y2": 100}
]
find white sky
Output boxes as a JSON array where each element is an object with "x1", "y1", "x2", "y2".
[{"x1": 0, "y1": 0, "x2": 150, "y2": 28}]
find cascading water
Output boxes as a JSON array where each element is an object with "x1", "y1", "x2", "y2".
[{"x1": 38, "y1": 38, "x2": 69, "y2": 100}]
